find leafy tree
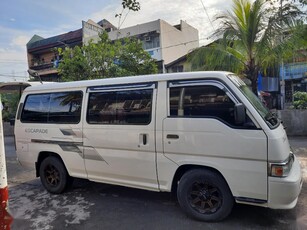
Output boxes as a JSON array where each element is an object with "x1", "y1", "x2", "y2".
[
  {"x1": 58, "y1": 32, "x2": 158, "y2": 81},
  {"x1": 116, "y1": 0, "x2": 141, "y2": 32},
  {"x1": 189, "y1": 0, "x2": 306, "y2": 94},
  {"x1": 1, "y1": 93, "x2": 19, "y2": 121},
  {"x1": 292, "y1": 91, "x2": 307, "y2": 109}
]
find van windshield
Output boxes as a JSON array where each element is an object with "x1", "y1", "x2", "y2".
[{"x1": 228, "y1": 75, "x2": 280, "y2": 129}]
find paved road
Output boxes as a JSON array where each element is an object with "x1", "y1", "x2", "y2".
[{"x1": 4, "y1": 136, "x2": 307, "y2": 230}]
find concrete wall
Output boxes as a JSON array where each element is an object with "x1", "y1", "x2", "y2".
[
  {"x1": 278, "y1": 110, "x2": 307, "y2": 136},
  {"x1": 160, "y1": 20, "x2": 199, "y2": 65},
  {"x1": 107, "y1": 19, "x2": 199, "y2": 65},
  {"x1": 3, "y1": 122, "x2": 14, "y2": 136}
]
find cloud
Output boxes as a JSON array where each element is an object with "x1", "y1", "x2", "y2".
[
  {"x1": 11, "y1": 35, "x2": 30, "y2": 48},
  {"x1": 0, "y1": 0, "x2": 233, "y2": 82},
  {"x1": 89, "y1": 0, "x2": 231, "y2": 45}
]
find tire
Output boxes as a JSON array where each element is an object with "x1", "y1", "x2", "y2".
[
  {"x1": 39, "y1": 156, "x2": 70, "y2": 194},
  {"x1": 177, "y1": 169, "x2": 234, "y2": 222}
]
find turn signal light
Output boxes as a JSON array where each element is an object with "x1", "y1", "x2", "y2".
[{"x1": 270, "y1": 153, "x2": 294, "y2": 177}]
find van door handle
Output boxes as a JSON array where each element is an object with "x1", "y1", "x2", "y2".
[
  {"x1": 166, "y1": 134, "x2": 179, "y2": 139},
  {"x1": 139, "y1": 134, "x2": 148, "y2": 147},
  {"x1": 143, "y1": 134, "x2": 147, "y2": 145}
]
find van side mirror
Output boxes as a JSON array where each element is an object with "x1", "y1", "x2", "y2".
[{"x1": 234, "y1": 103, "x2": 246, "y2": 125}]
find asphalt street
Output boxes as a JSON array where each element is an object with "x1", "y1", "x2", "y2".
[{"x1": 4, "y1": 135, "x2": 307, "y2": 230}]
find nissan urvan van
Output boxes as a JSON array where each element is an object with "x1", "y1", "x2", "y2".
[{"x1": 14, "y1": 71, "x2": 302, "y2": 221}]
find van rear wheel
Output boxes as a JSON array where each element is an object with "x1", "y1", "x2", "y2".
[
  {"x1": 177, "y1": 169, "x2": 234, "y2": 222},
  {"x1": 39, "y1": 156, "x2": 70, "y2": 194}
]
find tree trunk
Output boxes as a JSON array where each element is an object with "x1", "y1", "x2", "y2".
[
  {"x1": 246, "y1": 59, "x2": 258, "y2": 95},
  {"x1": 251, "y1": 76, "x2": 258, "y2": 95}
]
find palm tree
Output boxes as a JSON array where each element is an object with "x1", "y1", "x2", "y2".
[{"x1": 190, "y1": 0, "x2": 306, "y2": 94}]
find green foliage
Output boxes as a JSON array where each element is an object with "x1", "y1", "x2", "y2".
[
  {"x1": 122, "y1": 0, "x2": 140, "y2": 11},
  {"x1": 58, "y1": 31, "x2": 158, "y2": 82},
  {"x1": 189, "y1": 0, "x2": 306, "y2": 94},
  {"x1": 292, "y1": 91, "x2": 307, "y2": 109},
  {"x1": 1, "y1": 93, "x2": 20, "y2": 121}
]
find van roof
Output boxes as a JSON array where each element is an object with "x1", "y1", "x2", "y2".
[
  {"x1": 23, "y1": 71, "x2": 233, "y2": 93},
  {"x1": 0, "y1": 81, "x2": 54, "y2": 93}
]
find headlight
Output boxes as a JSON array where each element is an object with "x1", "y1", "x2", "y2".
[{"x1": 270, "y1": 153, "x2": 294, "y2": 177}]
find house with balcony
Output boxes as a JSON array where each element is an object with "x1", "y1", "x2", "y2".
[
  {"x1": 26, "y1": 19, "x2": 116, "y2": 82},
  {"x1": 27, "y1": 29, "x2": 83, "y2": 81}
]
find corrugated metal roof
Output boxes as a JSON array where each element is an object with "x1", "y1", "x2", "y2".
[{"x1": 27, "y1": 29, "x2": 82, "y2": 50}]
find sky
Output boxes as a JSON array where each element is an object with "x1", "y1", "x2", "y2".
[{"x1": 0, "y1": 0, "x2": 232, "y2": 82}]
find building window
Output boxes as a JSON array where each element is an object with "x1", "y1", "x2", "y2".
[
  {"x1": 87, "y1": 89, "x2": 153, "y2": 125},
  {"x1": 142, "y1": 35, "x2": 160, "y2": 50},
  {"x1": 171, "y1": 65, "x2": 184, "y2": 72}
]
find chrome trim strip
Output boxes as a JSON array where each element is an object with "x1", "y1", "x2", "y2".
[{"x1": 31, "y1": 139, "x2": 83, "y2": 145}]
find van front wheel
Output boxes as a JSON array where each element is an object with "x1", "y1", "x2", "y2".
[
  {"x1": 177, "y1": 169, "x2": 234, "y2": 221},
  {"x1": 39, "y1": 156, "x2": 69, "y2": 194}
]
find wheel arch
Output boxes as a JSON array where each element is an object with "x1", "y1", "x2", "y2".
[
  {"x1": 35, "y1": 151, "x2": 66, "y2": 177},
  {"x1": 171, "y1": 164, "x2": 232, "y2": 195}
]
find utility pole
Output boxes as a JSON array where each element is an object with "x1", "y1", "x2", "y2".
[
  {"x1": 280, "y1": 0, "x2": 285, "y2": 109},
  {"x1": 0, "y1": 96, "x2": 13, "y2": 229}
]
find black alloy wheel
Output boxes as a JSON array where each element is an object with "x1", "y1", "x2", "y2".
[
  {"x1": 177, "y1": 169, "x2": 234, "y2": 222},
  {"x1": 188, "y1": 181, "x2": 222, "y2": 214},
  {"x1": 39, "y1": 156, "x2": 70, "y2": 194}
]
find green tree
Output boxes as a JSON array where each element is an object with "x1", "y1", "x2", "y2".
[
  {"x1": 116, "y1": 0, "x2": 141, "y2": 32},
  {"x1": 189, "y1": 0, "x2": 306, "y2": 94},
  {"x1": 58, "y1": 32, "x2": 158, "y2": 81},
  {"x1": 1, "y1": 93, "x2": 19, "y2": 121},
  {"x1": 292, "y1": 91, "x2": 307, "y2": 109}
]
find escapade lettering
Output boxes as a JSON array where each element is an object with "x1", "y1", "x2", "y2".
[{"x1": 25, "y1": 128, "x2": 48, "y2": 134}]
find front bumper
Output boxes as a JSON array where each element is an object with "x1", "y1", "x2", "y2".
[{"x1": 268, "y1": 155, "x2": 303, "y2": 209}]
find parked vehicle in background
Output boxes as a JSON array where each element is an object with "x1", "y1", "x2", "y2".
[{"x1": 14, "y1": 71, "x2": 302, "y2": 221}]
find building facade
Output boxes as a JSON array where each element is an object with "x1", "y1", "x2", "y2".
[
  {"x1": 27, "y1": 29, "x2": 83, "y2": 81},
  {"x1": 280, "y1": 53, "x2": 307, "y2": 104},
  {"x1": 26, "y1": 19, "x2": 199, "y2": 81},
  {"x1": 26, "y1": 20, "x2": 116, "y2": 82},
  {"x1": 107, "y1": 19, "x2": 199, "y2": 73}
]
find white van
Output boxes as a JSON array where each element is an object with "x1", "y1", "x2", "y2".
[{"x1": 14, "y1": 71, "x2": 302, "y2": 221}]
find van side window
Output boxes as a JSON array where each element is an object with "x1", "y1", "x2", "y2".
[
  {"x1": 170, "y1": 85, "x2": 236, "y2": 126},
  {"x1": 21, "y1": 91, "x2": 82, "y2": 124},
  {"x1": 87, "y1": 89, "x2": 152, "y2": 125}
]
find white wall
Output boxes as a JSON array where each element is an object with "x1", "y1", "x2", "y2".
[
  {"x1": 160, "y1": 20, "x2": 199, "y2": 65},
  {"x1": 108, "y1": 20, "x2": 160, "y2": 40},
  {"x1": 87, "y1": 19, "x2": 199, "y2": 71}
]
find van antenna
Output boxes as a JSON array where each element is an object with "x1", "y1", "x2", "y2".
[{"x1": 27, "y1": 69, "x2": 43, "y2": 84}]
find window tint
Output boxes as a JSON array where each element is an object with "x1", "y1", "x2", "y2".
[
  {"x1": 21, "y1": 94, "x2": 50, "y2": 123},
  {"x1": 21, "y1": 91, "x2": 82, "y2": 124},
  {"x1": 87, "y1": 89, "x2": 152, "y2": 125},
  {"x1": 170, "y1": 85, "x2": 236, "y2": 125}
]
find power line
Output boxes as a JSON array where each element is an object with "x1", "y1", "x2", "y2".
[
  {"x1": 200, "y1": 0, "x2": 215, "y2": 31},
  {"x1": 0, "y1": 74, "x2": 28, "y2": 78},
  {"x1": 0, "y1": 60, "x2": 27, "y2": 63},
  {"x1": 0, "y1": 71, "x2": 27, "y2": 75}
]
